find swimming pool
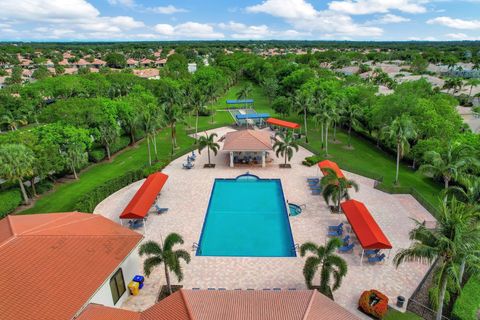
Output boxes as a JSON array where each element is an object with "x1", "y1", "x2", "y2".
[{"x1": 197, "y1": 174, "x2": 296, "y2": 257}]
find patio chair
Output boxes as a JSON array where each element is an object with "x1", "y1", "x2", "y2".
[
  {"x1": 341, "y1": 235, "x2": 350, "y2": 245},
  {"x1": 365, "y1": 249, "x2": 380, "y2": 256},
  {"x1": 307, "y1": 177, "x2": 319, "y2": 182},
  {"x1": 128, "y1": 219, "x2": 144, "y2": 229},
  {"x1": 183, "y1": 162, "x2": 194, "y2": 169},
  {"x1": 154, "y1": 205, "x2": 168, "y2": 214},
  {"x1": 311, "y1": 189, "x2": 321, "y2": 195},
  {"x1": 309, "y1": 185, "x2": 321, "y2": 190},
  {"x1": 368, "y1": 253, "x2": 386, "y2": 263},
  {"x1": 187, "y1": 155, "x2": 195, "y2": 162},
  {"x1": 328, "y1": 222, "x2": 344, "y2": 231},
  {"x1": 327, "y1": 228, "x2": 343, "y2": 237},
  {"x1": 307, "y1": 180, "x2": 319, "y2": 185},
  {"x1": 190, "y1": 151, "x2": 196, "y2": 160},
  {"x1": 338, "y1": 243, "x2": 354, "y2": 253}
]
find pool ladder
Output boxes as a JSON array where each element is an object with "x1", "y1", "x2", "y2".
[
  {"x1": 292, "y1": 243, "x2": 300, "y2": 254},
  {"x1": 192, "y1": 242, "x2": 202, "y2": 254}
]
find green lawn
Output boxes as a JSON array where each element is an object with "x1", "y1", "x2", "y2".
[
  {"x1": 20, "y1": 82, "x2": 442, "y2": 215},
  {"x1": 385, "y1": 309, "x2": 423, "y2": 320}
]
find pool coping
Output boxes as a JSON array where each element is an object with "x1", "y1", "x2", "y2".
[{"x1": 196, "y1": 174, "x2": 296, "y2": 257}]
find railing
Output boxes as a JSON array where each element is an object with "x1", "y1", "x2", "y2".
[
  {"x1": 407, "y1": 299, "x2": 450, "y2": 320},
  {"x1": 192, "y1": 242, "x2": 201, "y2": 254}
]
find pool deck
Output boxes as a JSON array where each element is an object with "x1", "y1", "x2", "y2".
[{"x1": 94, "y1": 126, "x2": 436, "y2": 319}]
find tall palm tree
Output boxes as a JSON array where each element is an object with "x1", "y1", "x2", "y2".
[
  {"x1": 198, "y1": 132, "x2": 220, "y2": 167},
  {"x1": 300, "y1": 238, "x2": 348, "y2": 296},
  {"x1": 237, "y1": 83, "x2": 252, "y2": 109},
  {"x1": 189, "y1": 88, "x2": 206, "y2": 139},
  {"x1": 0, "y1": 144, "x2": 34, "y2": 205},
  {"x1": 321, "y1": 168, "x2": 359, "y2": 212},
  {"x1": 446, "y1": 175, "x2": 480, "y2": 208},
  {"x1": 273, "y1": 131, "x2": 299, "y2": 167},
  {"x1": 341, "y1": 104, "x2": 362, "y2": 148},
  {"x1": 293, "y1": 93, "x2": 313, "y2": 143},
  {"x1": 382, "y1": 116, "x2": 417, "y2": 185},
  {"x1": 419, "y1": 144, "x2": 478, "y2": 189},
  {"x1": 393, "y1": 199, "x2": 479, "y2": 320},
  {"x1": 161, "y1": 103, "x2": 185, "y2": 155},
  {"x1": 138, "y1": 233, "x2": 191, "y2": 296},
  {"x1": 466, "y1": 78, "x2": 480, "y2": 97},
  {"x1": 313, "y1": 98, "x2": 330, "y2": 151}
]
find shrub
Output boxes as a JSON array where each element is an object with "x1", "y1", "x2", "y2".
[
  {"x1": 110, "y1": 136, "x2": 131, "y2": 154},
  {"x1": 89, "y1": 149, "x2": 106, "y2": 163},
  {"x1": 457, "y1": 93, "x2": 473, "y2": 107},
  {"x1": 302, "y1": 155, "x2": 324, "y2": 166},
  {"x1": 359, "y1": 290, "x2": 389, "y2": 319},
  {"x1": 36, "y1": 180, "x2": 54, "y2": 194},
  {"x1": 198, "y1": 106, "x2": 212, "y2": 116},
  {"x1": 452, "y1": 276, "x2": 480, "y2": 320},
  {"x1": 0, "y1": 189, "x2": 22, "y2": 218}
]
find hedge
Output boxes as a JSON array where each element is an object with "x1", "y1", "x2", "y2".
[
  {"x1": 110, "y1": 136, "x2": 131, "y2": 154},
  {"x1": 74, "y1": 160, "x2": 169, "y2": 213},
  {"x1": 0, "y1": 189, "x2": 22, "y2": 218},
  {"x1": 452, "y1": 276, "x2": 480, "y2": 320},
  {"x1": 89, "y1": 149, "x2": 106, "y2": 163}
]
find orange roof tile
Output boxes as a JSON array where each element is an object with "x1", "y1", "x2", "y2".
[
  {"x1": 82, "y1": 289, "x2": 359, "y2": 320},
  {"x1": 222, "y1": 130, "x2": 272, "y2": 151},
  {"x1": 78, "y1": 304, "x2": 141, "y2": 320},
  {"x1": 0, "y1": 212, "x2": 142, "y2": 320}
]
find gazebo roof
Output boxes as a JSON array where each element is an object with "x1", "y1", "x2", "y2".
[{"x1": 223, "y1": 130, "x2": 272, "y2": 151}]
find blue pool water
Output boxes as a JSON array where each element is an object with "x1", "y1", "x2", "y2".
[{"x1": 197, "y1": 176, "x2": 295, "y2": 257}]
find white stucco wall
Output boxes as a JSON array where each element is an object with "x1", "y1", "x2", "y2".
[{"x1": 88, "y1": 243, "x2": 142, "y2": 308}]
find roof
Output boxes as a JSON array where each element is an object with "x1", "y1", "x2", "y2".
[
  {"x1": 120, "y1": 172, "x2": 169, "y2": 219},
  {"x1": 226, "y1": 99, "x2": 254, "y2": 104},
  {"x1": 223, "y1": 130, "x2": 272, "y2": 151},
  {"x1": 79, "y1": 289, "x2": 359, "y2": 320},
  {"x1": 318, "y1": 160, "x2": 345, "y2": 179},
  {"x1": 266, "y1": 118, "x2": 301, "y2": 129},
  {"x1": 0, "y1": 212, "x2": 142, "y2": 320},
  {"x1": 235, "y1": 113, "x2": 270, "y2": 120},
  {"x1": 340, "y1": 199, "x2": 392, "y2": 249},
  {"x1": 78, "y1": 304, "x2": 141, "y2": 320}
]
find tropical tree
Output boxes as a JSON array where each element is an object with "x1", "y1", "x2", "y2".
[
  {"x1": 382, "y1": 116, "x2": 417, "y2": 185},
  {"x1": 237, "y1": 83, "x2": 252, "y2": 108},
  {"x1": 161, "y1": 102, "x2": 185, "y2": 154},
  {"x1": 466, "y1": 78, "x2": 480, "y2": 97},
  {"x1": 261, "y1": 77, "x2": 278, "y2": 105},
  {"x1": 138, "y1": 233, "x2": 191, "y2": 295},
  {"x1": 273, "y1": 131, "x2": 299, "y2": 167},
  {"x1": 446, "y1": 175, "x2": 480, "y2": 208},
  {"x1": 393, "y1": 199, "x2": 480, "y2": 320},
  {"x1": 198, "y1": 132, "x2": 220, "y2": 167},
  {"x1": 419, "y1": 144, "x2": 478, "y2": 189},
  {"x1": 320, "y1": 168, "x2": 359, "y2": 212},
  {"x1": 341, "y1": 103, "x2": 362, "y2": 148},
  {"x1": 300, "y1": 238, "x2": 348, "y2": 296},
  {"x1": 188, "y1": 87, "x2": 206, "y2": 139},
  {"x1": 0, "y1": 144, "x2": 34, "y2": 204},
  {"x1": 293, "y1": 93, "x2": 312, "y2": 143}
]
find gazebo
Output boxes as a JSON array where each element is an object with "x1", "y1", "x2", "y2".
[
  {"x1": 340, "y1": 199, "x2": 392, "y2": 265},
  {"x1": 119, "y1": 172, "x2": 169, "y2": 232},
  {"x1": 223, "y1": 130, "x2": 273, "y2": 168}
]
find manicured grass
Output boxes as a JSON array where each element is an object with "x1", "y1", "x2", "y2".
[{"x1": 385, "y1": 309, "x2": 423, "y2": 320}]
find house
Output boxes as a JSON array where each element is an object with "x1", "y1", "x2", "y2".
[
  {"x1": 188, "y1": 63, "x2": 197, "y2": 73},
  {"x1": 139, "y1": 58, "x2": 154, "y2": 67},
  {"x1": 127, "y1": 58, "x2": 138, "y2": 68},
  {"x1": 0, "y1": 212, "x2": 143, "y2": 320},
  {"x1": 92, "y1": 58, "x2": 107, "y2": 68},
  {"x1": 133, "y1": 68, "x2": 160, "y2": 79},
  {"x1": 155, "y1": 58, "x2": 167, "y2": 67},
  {"x1": 77, "y1": 289, "x2": 359, "y2": 320}
]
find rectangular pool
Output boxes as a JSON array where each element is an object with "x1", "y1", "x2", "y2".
[{"x1": 197, "y1": 175, "x2": 295, "y2": 257}]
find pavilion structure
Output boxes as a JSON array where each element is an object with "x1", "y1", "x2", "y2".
[{"x1": 222, "y1": 130, "x2": 273, "y2": 168}]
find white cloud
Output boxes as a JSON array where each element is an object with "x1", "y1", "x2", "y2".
[
  {"x1": 373, "y1": 14, "x2": 411, "y2": 24},
  {"x1": 150, "y1": 5, "x2": 187, "y2": 14},
  {"x1": 445, "y1": 33, "x2": 480, "y2": 40},
  {"x1": 408, "y1": 36, "x2": 437, "y2": 41},
  {"x1": 107, "y1": 0, "x2": 135, "y2": 7},
  {"x1": 246, "y1": 0, "x2": 383, "y2": 37},
  {"x1": 328, "y1": 0, "x2": 428, "y2": 15},
  {"x1": 427, "y1": 16, "x2": 480, "y2": 30},
  {"x1": 154, "y1": 22, "x2": 224, "y2": 39},
  {"x1": 218, "y1": 21, "x2": 310, "y2": 39}
]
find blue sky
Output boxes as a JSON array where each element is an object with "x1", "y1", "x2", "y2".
[{"x1": 0, "y1": 0, "x2": 479, "y2": 41}]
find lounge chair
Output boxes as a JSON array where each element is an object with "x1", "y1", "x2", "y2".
[
  {"x1": 307, "y1": 177, "x2": 319, "y2": 182},
  {"x1": 128, "y1": 219, "x2": 144, "y2": 229},
  {"x1": 328, "y1": 223, "x2": 344, "y2": 231},
  {"x1": 338, "y1": 243, "x2": 354, "y2": 253},
  {"x1": 327, "y1": 229, "x2": 343, "y2": 237},
  {"x1": 365, "y1": 249, "x2": 380, "y2": 256},
  {"x1": 190, "y1": 151, "x2": 196, "y2": 160},
  {"x1": 307, "y1": 180, "x2": 319, "y2": 185},
  {"x1": 183, "y1": 163, "x2": 194, "y2": 169},
  {"x1": 311, "y1": 189, "x2": 321, "y2": 195},
  {"x1": 342, "y1": 235, "x2": 350, "y2": 245},
  {"x1": 309, "y1": 185, "x2": 321, "y2": 190},
  {"x1": 187, "y1": 155, "x2": 195, "y2": 162},
  {"x1": 154, "y1": 205, "x2": 168, "y2": 214},
  {"x1": 368, "y1": 253, "x2": 386, "y2": 263}
]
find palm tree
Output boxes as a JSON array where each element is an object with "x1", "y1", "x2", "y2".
[
  {"x1": 198, "y1": 132, "x2": 220, "y2": 167},
  {"x1": 466, "y1": 78, "x2": 480, "y2": 97},
  {"x1": 273, "y1": 131, "x2": 299, "y2": 167},
  {"x1": 393, "y1": 199, "x2": 480, "y2": 320},
  {"x1": 141, "y1": 107, "x2": 155, "y2": 166},
  {"x1": 341, "y1": 103, "x2": 362, "y2": 148},
  {"x1": 0, "y1": 144, "x2": 34, "y2": 205},
  {"x1": 161, "y1": 103, "x2": 185, "y2": 155},
  {"x1": 138, "y1": 233, "x2": 191, "y2": 296},
  {"x1": 312, "y1": 98, "x2": 330, "y2": 151},
  {"x1": 419, "y1": 144, "x2": 478, "y2": 189},
  {"x1": 300, "y1": 238, "x2": 348, "y2": 296},
  {"x1": 446, "y1": 175, "x2": 480, "y2": 208},
  {"x1": 189, "y1": 88, "x2": 206, "y2": 139},
  {"x1": 293, "y1": 93, "x2": 313, "y2": 143},
  {"x1": 237, "y1": 83, "x2": 252, "y2": 109},
  {"x1": 382, "y1": 116, "x2": 417, "y2": 185},
  {"x1": 320, "y1": 168, "x2": 359, "y2": 212}
]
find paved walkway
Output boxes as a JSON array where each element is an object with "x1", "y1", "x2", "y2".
[{"x1": 94, "y1": 126, "x2": 434, "y2": 318}]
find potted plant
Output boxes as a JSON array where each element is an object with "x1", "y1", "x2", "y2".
[{"x1": 358, "y1": 289, "x2": 389, "y2": 319}]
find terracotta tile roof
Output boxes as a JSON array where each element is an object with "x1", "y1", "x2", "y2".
[
  {"x1": 222, "y1": 130, "x2": 272, "y2": 151},
  {"x1": 77, "y1": 304, "x2": 141, "y2": 320},
  {"x1": 83, "y1": 289, "x2": 359, "y2": 320},
  {"x1": 0, "y1": 212, "x2": 142, "y2": 320},
  {"x1": 133, "y1": 68, "x2": 159, "y2": 78}
]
